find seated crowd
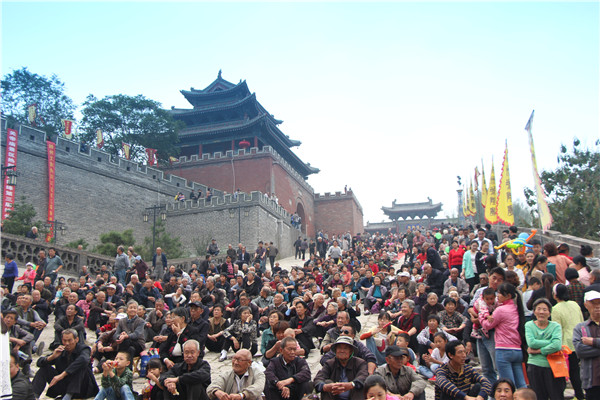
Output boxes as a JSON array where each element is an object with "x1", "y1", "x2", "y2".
[{"x1": 2, "y1": 225, "x2": 600, "y2": 400}]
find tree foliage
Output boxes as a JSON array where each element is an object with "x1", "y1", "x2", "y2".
[
  {"x1": 140, "y1": 220, "x2": 183, "y2": 260},
  {"x1": 66, "y1": 238, "x2": 89, "y2": 250},
  {"x1": 79, "y1": 94, "x2": 182, "y2": 163},
  {"x1": 524, "y1": 138, "x2": 600, "y2": 240},
  {"x1": 1, "y1": 67, "x2": 76, "y2": 139},
  {"x1": 94, "y1": 229, "x2": 136, "y2": 256},
  {"x1": 2, "y1": 197, "x2": 45, "y2": 236}
]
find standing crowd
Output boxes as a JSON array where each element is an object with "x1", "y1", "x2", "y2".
[{"x1": 2, "y1": 225, "x2": 600, "y2": 400}]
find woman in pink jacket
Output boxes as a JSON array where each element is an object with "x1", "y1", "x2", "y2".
[
  {"x1": 482, "y1": 282, "x2": 527, "y2": 388},
  {"x1": 15, "y1": 262, "x2": 36, "y2": 289}
]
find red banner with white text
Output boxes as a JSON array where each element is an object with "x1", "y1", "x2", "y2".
[
  {"x1": 2, "y1": 129, "x2": 19, "y2": 219},
  {"x1": 46, "y1": 141, "x2": 56, "y2": 242}
]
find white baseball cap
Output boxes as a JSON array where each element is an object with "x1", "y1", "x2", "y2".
[{"x1": 584, "y1": 290, "x2": 600, "y2": 302}]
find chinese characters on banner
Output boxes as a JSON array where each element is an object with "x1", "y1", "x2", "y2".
[
  {"x1": 145, "y1": 148, "x2": 157, "y2": 166},
  {"x1": 46, "y1": 141, "x2": 56, "y2": 242},
  {"x1": 2, "y1": 129, "x2": 19, "y2": 219},
  {"x1": 62, "y1": 119, "x2": 74, "y2": 139}
]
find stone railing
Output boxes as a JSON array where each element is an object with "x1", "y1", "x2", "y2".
[
  {"x1": 1, "y1": 232, "x2": 114, "y2": 275},
  {"x1": 0, "y1": 233, "x2": 226, "y2": 276}
]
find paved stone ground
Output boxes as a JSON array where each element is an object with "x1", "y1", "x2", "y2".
[{"x1": 25, "y1": 257, "x2": 575, "y2": 399}]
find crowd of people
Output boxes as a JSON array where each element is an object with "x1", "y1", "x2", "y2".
[{"x1": 2, "y1": 224, "x2": 600, "y2": 400}]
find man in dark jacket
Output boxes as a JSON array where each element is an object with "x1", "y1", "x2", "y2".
[
  {"x1": 160, "y1": 339, "x2": 211, "y2": 400},
  {"x1": 314, "y1": 336, "x2": 369, "y2": 400},
  {"x1": 264, "y1": 337, "x2": 312, "y2": 400},
  {"x1": 424, "y1": 242, "x2": 443, "y2": 271},
  {"x1": 10, "y1": 354, "x2": 35, "y2": 400},
  {"x1": 152, "y1": 247, "x2": 168, "y2": 280},
  {"x1": 424, "y1": 264, "x2": 445, "y2": 297},
  {"x1": 114, "y1": 301, "x2": 146, "y2": 359},
  {"x1": 32, "y1": 329, "x2": 99, "y2": 399}
]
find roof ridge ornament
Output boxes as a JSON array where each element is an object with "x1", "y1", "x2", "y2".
[{"x1": 218, "y1": 69, "x2": 222, "y2": 79}]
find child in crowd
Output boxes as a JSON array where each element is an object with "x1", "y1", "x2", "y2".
[
  {"x1": 363, "y1": 374, "x2": 401, "y2": 400},
  {"x1": 342, "y1": 285, "x2": 357, "y2": 307},
  {"x1": 95, "y1": 351, "x2": 134, "y2": 400},
  {"x1": 514, "y1": 387, "x2": 537, "y2": 400},
  {"x1": 522, "y1": 277, "x2": 541, "y2": 321},
  {"x1": 142, "y1": 358, "x2": 164, "y2": 400},
  {"x1": 470, "y1": 287, "x2": 497, "y2": 339},
  {"x1": 418, "y1": 332, "x2": 449, "y2": 379},
  {"x1": 395, "y1": 333, "x2": 418, "y2": 370}
]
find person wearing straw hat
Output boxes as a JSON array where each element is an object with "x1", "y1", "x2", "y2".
[{"x1": 314, "y1": 335, "x2": 369, "y2": 400}]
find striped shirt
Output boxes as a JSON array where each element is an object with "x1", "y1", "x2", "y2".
[{"x1": 434, "y1": 363, "x2": 491, "y2": 400}]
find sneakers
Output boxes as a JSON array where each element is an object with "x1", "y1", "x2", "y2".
[
  {"x1": 219, "y1": 350, "x2": 228, "y2": 362},
  {"x1": 36, "y1": 341, "x2": 45, "y2": 356}
]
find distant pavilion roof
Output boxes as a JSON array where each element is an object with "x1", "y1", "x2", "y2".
[{"x1": 382, "y1": 198, "x2": 442, "y2": 220}]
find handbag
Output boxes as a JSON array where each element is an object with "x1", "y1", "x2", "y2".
[{"x1": 546, "y1": 345, "x2": 572, "y2": 378}]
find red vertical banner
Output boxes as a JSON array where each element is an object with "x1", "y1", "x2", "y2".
[
  {"x1": 46, "y1": 141, "x2": 56, "y2": 242},
  {"x1": 2, "y1": 128, "x2": 19, "y2": 219}
]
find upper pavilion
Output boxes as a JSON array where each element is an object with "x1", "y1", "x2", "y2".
[
  {"x1": 170, "y1": 71, "x2": 319, "y2": 179},
  {"x1": 381, "y1": 198, "x2": 443, "y2": 220}
]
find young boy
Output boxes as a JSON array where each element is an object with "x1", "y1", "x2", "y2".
[
  {"x1": 522, "y1": 277, "x2": 541, "y2": 321},
  {"x1": 95, "y1": 351, "x2": 134, "y2": 400},
  {"x1": 395, "y1": 332, "x2": 418, "y2": 369},
  {"x1": 514, "y1": 387, "x2": 537, "y2": 400}
]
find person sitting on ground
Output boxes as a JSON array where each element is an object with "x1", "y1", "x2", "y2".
[
  {"x1": 321, "y1": 324, "x2": 377, "y2": 374},
  {"x1": 4, "y1": 310, "x2": 34, "y2": 376},
  {"x1": 159, "y1": 340, "x2": 211, "y2": 400},
  {"x1": 416, "y1": 315, "x2": 457, "y2": 356},
  {"x1": 360, "y1": 311, "x2": 404, "y2": 365},
  {"x1": 418, "y1": 332, "x2": 449, "y2": 379},
  {"x1": 264, "y1": 337, "x2": 312, "y2": 400},
  {"x1": 32, "y1": 328, "x2": 99, "y2": 400},
  {"x1": 205, "y1": 304, "x2": 230, "y2": 353},
  {"x1": 207, "y1": 349, "x2": 266, "y2": 400},
  {"x1": 434, "y1": 340, "x2": 491, "y2": 400},
  {"x1": 219, "y1": 306, "x2": 259, "y2": 361},
  {"x1": 51, "y1": 304, "x2": 85, "y2": 350},
  {"x1": 95, "y1": 351, "x2": 134, "y2": 400},
  {"x1": 314, "y1": 335, "x2": 369, "y2": 400},
  {"x1": 374, "y1": 345, "x2": 426, "y2": 400},
  {"x1": 113, "y1": 300, "x2": 146, "y2": 360},
  {"x1": 159, "y1": 307, "x2": 201, "y2": 368},
  {"x1": 10, "y1": 354, "x2": 35, "y2": 400}
]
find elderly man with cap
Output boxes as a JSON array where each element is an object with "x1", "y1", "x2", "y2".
[
  {"x1": 207, "y1": 349, "x2": 266, "y2": 400},
  {"x1": 397, "y1": 272, "x2": 416, "y2": 296},
  {"x1": 188, "y1": 300, "x2": 210, "y2": 355},
  {"x1": 573, "y1": 290, "x2": 600, "y2": 400},
  {"x1": 320, "y1": 324, "x2": 377, "y2": 374},
  {"x1": 374, "y1": 346, "x2": 426, "y2": 400},
  {"x1": 105, "y1": 284, "x2": 124, "y2": 309},
  {"x1": 314, "y1": 335, "x2": 369, "y2": 400}
]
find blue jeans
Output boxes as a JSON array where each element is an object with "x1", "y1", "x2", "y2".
[
  {"x1": 365, "y1": 337, "x2": 386, "y2": 365},
  {"x1": 477, "y1": 332, "x2": 497, "y2": 385},
  {"x1": 94, "y1": 385, "x2": 135, "y2": 400},
  {"x1": 495, "y1": 349, "x2": 527, "y2": 388},
  {"x1": 115, "y1": 269, "x2": 127, "y2": 285}
]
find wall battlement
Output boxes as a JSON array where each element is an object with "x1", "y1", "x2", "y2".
[
  {"x1": 0, "y1": 119, "x2": 223, "y2": 197},
  {"x1": 314, "y1": 190, "x2": 363, "y2": 214},
  {"x1": 167, "y1": 145, "x2": 315, "y2": 195}
]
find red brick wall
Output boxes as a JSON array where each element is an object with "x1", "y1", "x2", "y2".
[
  {"x1": 272, "y1": 163, "x2": 315, "y2": 237},
  {"x1": 314, "y1": 194, "x2": 364, "y2": 237}
]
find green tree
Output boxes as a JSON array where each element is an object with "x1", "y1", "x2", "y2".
[
  {"x1": 66, "y1": 238, "x2": 89, "y2": 250},
  {"x1": 79, "y1": 94, "x2": 182, "y2": 163},
  {"x1": 1, "y1": 67, "x2": 76, "y2": 139},
  {"x1": 524, "y1": 138, "x2": 600, "y2": 240},
  {"x1": 2, "y1": 197, "x2": 45, "y2": 236},
  {"x1": 94, "y1": 229, "x2": 136, "y2": 257},
  {"x1": 140, "y1": 220, "x2": 183, "y2": 260}
]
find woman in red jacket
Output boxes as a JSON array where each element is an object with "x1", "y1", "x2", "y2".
[{"x1": 448, "y1": 240, "x2": 466, "y2": 274}]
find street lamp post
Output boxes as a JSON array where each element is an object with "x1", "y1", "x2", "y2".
[
  {"x1": 144, "y1": 205, "x2": 166, "y2": 253},
  {"x1": 44, "y1": 220, "x2": 67, "y2": 244},
  {"x1": 1, "y1": 165, "x2": 19, "y2": 187}
]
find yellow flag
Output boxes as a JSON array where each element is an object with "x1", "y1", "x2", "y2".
[
  {"x1": 480, "y1": 161, "x2": 487, "y2": 208},
  {"x1": 469, "y1": 181, "x2": 477, "y2": 216},
  {"x1": 525, "y1": 110, "x2": 553, "y2": 231},
  {"x1": 485, "y1": 160, "x2": 498, "y2": 224},
  {"x1": 27, "y1": 103, "x2": 37, "y2": 124},
  {"x1": 462, "y1": 189, "x2": 468, "y2": 217},
  {"x1": 122, "y1": 142, "x2": 131, "y2": 160},
  {"x1": 497, "y1": 141, "x2": 514, "y2": 225}
]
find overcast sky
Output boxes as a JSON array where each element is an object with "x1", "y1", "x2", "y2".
[{"x1": 2, "y1": 1, "x2": 598, "y2": 223}]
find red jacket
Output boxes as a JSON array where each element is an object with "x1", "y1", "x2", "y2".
[{"x1": 449, "y1": 246, "x2": 466, "y2": 267}]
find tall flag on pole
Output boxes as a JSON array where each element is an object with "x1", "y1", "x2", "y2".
[
  {"x1": 169, "y1": 156, "x2": 178, "y2": 165},
  {"x1": 145, "y1": 148, "x2": 157, "y2": 166},
  {"x1": 462, "y1": 187, "x2": 468, "y2": 217},
  {"x1": 96, "y1": 129, "x2": 104, "y2": 149},
  {"x1": 480, "y1": 160, "x2": 487, "y2": 208},
  {"x1": 525, "y1": 110, "x2": 553, "y2": 231},
  {"x1": 122, "y1": 143, "x2": 131, "y2": 160},
  {"x1": 484, "y1": 160, "x2": 498, "y2": 224},
  {"x1": 497, "y1": 140, "x2": 514, "y2": 225},
  {"x1": 474, "y1": 167, "x2": 480, "y2": 190},
  {"x1": 469, "y1": 181, "x2": 477, "y2": 216},
  {"x1": 61, "y1": 119, "x2": 74, "y2": 139},
  {"x1": 27, "y1": 103, "x2": 37, "y2": 125}
]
